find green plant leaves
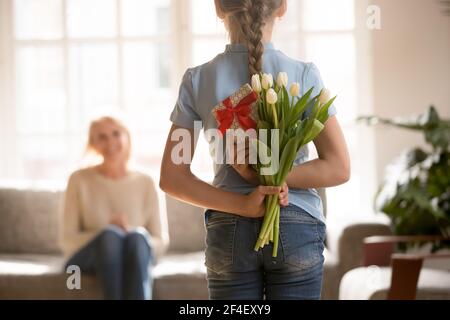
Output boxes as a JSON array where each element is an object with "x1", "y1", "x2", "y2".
[
  {"x1": 317, "y1": 96, "x2": 337, "y2": 124},
  {"x1": 289, "y1": 87, "x2": 314, "y2": 126},
  {"x1": 358, "y1": 106, "x2": 450, "y2": 150},
  {"x1": 302, "y1": 119, "x2": 325, "y2": 146},
  {"x1": 276, "y1": 136, "x2": 298, "y2": 185},
  {"x1": 364, "y1": 106, "x2": 450, "y2": 244},
  {"x1": 252, "y1": 79, "x2": 336, "y2": 256}
]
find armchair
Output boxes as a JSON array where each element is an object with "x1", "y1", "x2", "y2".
[{"x1": 339, "y1": 235, "x2": 450, "y2": 299}]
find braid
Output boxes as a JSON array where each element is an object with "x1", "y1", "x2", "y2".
[
  {"x1": 219, "y1": 0, "x2": 283, "y2": 80},
  {"x1": 241, "y1": 0, "x2": 265, "y2": 79}
]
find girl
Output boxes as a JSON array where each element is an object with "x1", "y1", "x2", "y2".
[
  {"x1": 160, "y1": 0, "x2": 350, "y2": 300},
  {"x1": 63, "y1": 116, "x2": 169, "y2": 300}
]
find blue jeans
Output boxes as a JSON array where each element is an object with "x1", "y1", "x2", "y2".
[
  {"x1": 205, "y1": 204, "x2": 326, "y2": 300},
  {"x1": 65, "y1": 225, "x2": 154, "y2": 300}
]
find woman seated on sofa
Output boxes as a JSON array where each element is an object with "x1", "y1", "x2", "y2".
[{"x1": 63, "y1": 115, "x2": 169, "y2": 300}]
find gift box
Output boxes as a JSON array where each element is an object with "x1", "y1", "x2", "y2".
[{"x1": 212, "y1": 83, "x2": 259, "y2": 135}]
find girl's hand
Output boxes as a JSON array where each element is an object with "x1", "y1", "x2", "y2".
[
  {"x1": 244, "y1": 186, "x2": 280, "y2": 218},
  {"x1": 243, "y1": 184, "x2": 289, "y2": 218},
  {"x1": 279, "y1": 182, "x2": 289, "y2": 207},
  {"x1": 230, "y1": 142, "x2": 259, "y2": 185}
]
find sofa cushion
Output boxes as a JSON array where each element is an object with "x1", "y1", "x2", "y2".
[
  {"x1": 165, "y1": 195, "x2": 206, "y2": 253},
  {"x1": 0, "y1": 252, "x2": 208, "y2": 299},
  {"x1": 0, "y1": 188, "x2": 63, "y2": 254},
  {"x1": 153, "y1": 251, "x2": 208, "y2": 299},
  {"x1": 339, "y1": 266, "x2": 450, "y2": 300},
  {"x1": 0, "y1": 253, "x2": 101, "y2": 299}
]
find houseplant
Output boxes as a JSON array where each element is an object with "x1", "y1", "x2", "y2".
[{"x1": 358, "y1": 106, "x2": 450, "y2": 249}]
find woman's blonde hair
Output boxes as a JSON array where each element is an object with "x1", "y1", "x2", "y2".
[
  {"x1": 85, "y1": 116, "x2": 132, "y2": 163},
  {"x1": 217, "y1": 0, "x2": 283, "y2": 79}
]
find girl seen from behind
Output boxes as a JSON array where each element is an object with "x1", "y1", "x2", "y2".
[{"x1": 160, "y1": 0, "x2": 350, "y2": 300}]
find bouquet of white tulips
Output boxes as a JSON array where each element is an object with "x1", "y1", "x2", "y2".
[{"x1": 250, "y1": 72, "x2": 336, "y2": 257}]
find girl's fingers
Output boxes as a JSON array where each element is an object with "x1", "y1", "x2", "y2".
[
  {"x1": 280, "y1": 184, "x2": 289, "y2": 196},
  {"x1": 258, "y1": 185, "x2": 281, "y2": 195},
  {"x1": 258, "y1": 185, "x2": 290, "y2": 196},
  {"x1": 279, "y1": 183, "x2": 289, "y2": 206}
]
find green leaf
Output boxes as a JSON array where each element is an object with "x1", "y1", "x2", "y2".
[
  {"x1": 296, "y1": 116, "x2": 316, "y2": 147},
  {"x1": 279, "y1": 116, "x2": 285, "y2": 149},
  {"x1": 317, "y1": 96, "x2": 337, "y2": 123},
  {"x1": 310, "y1": 97, "x2": 322, "y2": 121},
  {"x1": 289, "y1": 87, "x2": 314, "y2": 126},
  {"x1": 282, "y1": 86, "x2": 290, "y2": 125},
  {"x1": 276, "y1": 137, "x2": 299, "y2": 185},
  {"x1": 302, "y1": 120, "x2": 325, "y2": 145},
  {"x1": 253, "y1": 138, "x2": 276, "y2": 179},
  {"x1": 257, "y1": 120, "x2": 271, "y2": 130},
  {"x1": 280, "y1": 131, "x2": 289, "y2": 151},
  {"x1": 425, "y1": 123, "x2": 450, "y2": 150}
]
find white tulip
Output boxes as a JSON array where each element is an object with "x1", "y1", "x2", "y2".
[
  {"x1": 318, "y1": 88, "x2": 331, "y2": 104},
  {"x1": 261, "y1": 73, "x2": 273, "y2": 90},
  {"x1": 276, "y1": 72, "x2": 288, "y2": 87},
  {"x1": 251, "y1": 74, "x2": 262, "y2": 93},
  {"x1": 290, "y1": 82, "x2": 300, "y2": 97},
  {"x1": 266, "y1": 88, "x2": 278, "y2": 105}
]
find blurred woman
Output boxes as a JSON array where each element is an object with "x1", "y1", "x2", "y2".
[{"x1": 63, "y1": 116, "x2": 169, "y2": 300}]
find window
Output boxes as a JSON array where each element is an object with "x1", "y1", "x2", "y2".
[
  {"x1": 0, "y1": 0, "x2": 375, "y2": 220},
  {"x1": 5, "y1": 0, "x2": 172, "y2": 181}
]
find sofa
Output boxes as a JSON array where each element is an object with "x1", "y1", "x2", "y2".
[
  {"x1": 0, "y1": 186, "x2": 208, "y2": 299},
  {"x1": 0, "y1": 185, "x2": 392, "y2": 299}
]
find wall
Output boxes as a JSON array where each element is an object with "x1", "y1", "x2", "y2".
[{"x1": 371, "y1": 0, "x2": 450, "y2": 182}]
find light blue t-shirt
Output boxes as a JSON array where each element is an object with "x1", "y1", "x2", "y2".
[{"x1": 170, "y1": 42, "x2": 337, "y2": 223}]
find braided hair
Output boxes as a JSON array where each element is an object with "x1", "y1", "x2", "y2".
[{"x1": 218, "y1": 0, "x2": 283, "y2": 79}]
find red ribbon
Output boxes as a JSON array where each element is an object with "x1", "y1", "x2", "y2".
[{"x1": 216, "y1": 91, "x2": 258, "y2": 136}]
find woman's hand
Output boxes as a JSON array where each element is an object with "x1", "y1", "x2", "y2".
[
  {"x1": 243, "y1": 183, "x2": 289, "y2": 218},
  {"x1": 110, "y1": 214, "x2": 130, "y2": 231}
]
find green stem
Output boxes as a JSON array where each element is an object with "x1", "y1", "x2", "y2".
[
  {"x1": 271, "y1": 104, "x2": 278, "y2": 129},
  {"x1": 257, "y1": 101, "x2": 263, "y2": 121},
  {"x1": 258, "y1": 195, "x2": 277, "y2": 237},
  {"x1": 263, "y1": 90, "x2": 270, "y2": 122},
  {"x1": 260, "y1": 201, "x2": 279, "y2": 243},
  {"x1": 272, "y1": 205, "x2": 280, "y2": 257},
  {"x1": 269, "y1": 222, "x2": 274, "y2": 242},
  {"x1": 261, "y1": 93, "x2": 267, "y2": 121},
  {"x1": 254, "y1": 195, "x2": 278, "y2": 250},
  {"x1": 260, "y1": 195, "x2": 278, "y2": 232}
]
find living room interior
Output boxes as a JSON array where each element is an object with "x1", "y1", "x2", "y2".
[{"x1": 0, "y1": 0, "x2": 449, "y2": 300}]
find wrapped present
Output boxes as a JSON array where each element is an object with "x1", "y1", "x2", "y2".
[{"x1": 212, "y1": 83, "x2": 259, "y2": 135}]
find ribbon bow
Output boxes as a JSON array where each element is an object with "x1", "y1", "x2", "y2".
[{"x1": 216, "y1": 91, "x2": 258, "y2": 136}]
